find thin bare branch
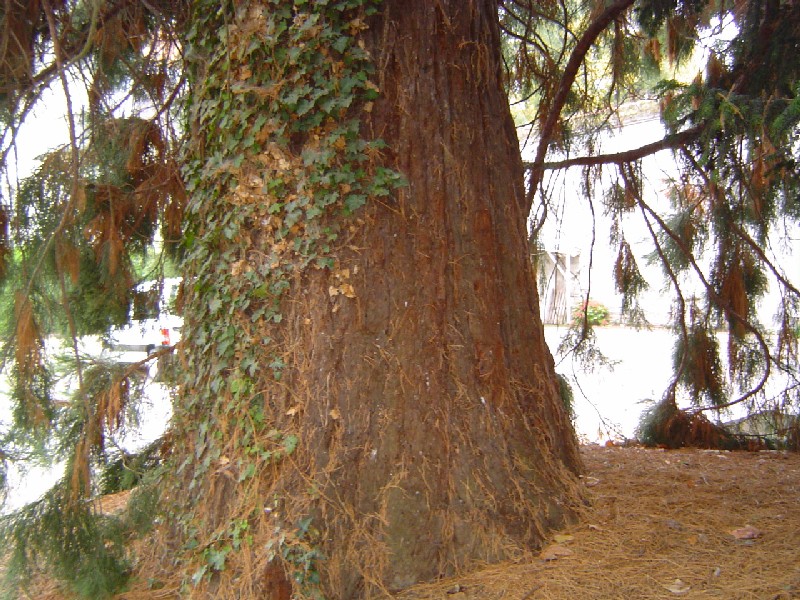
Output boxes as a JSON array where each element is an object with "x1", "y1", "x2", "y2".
[{"x1": 41, "y1": 0, "x2": 86, "y2": 395}]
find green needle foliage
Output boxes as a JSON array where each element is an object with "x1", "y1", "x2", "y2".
[{"x1": 1, "y1": 484, "x2": 130, "y2": 599}]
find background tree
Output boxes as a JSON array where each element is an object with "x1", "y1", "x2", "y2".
[{"x1": 0, "y1": 0, "x2": 797, "y2": 598}]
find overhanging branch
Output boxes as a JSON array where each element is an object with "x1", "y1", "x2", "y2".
[
  {"x1": 526, "y1": 0, "x2": 636, "y2": 207},
  {"x1": 527, "y1": 125, "x2": 704, "y2": 171}
]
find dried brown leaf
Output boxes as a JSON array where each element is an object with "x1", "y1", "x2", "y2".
[
  {"x1": 539, "y1": 544, "x2": 573, "y2": 561},
  {"x1": 553, "y1": 534, "x2": 574, "y2": 544},
  {"x1": 664, "y1": 579, "x2": 691, "y2": 595},
  {"x1": 730, "y1": 525, "x2": 761, "y2": 540}
]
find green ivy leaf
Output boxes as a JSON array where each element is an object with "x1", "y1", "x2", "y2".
[
  {"x1": 344, "y1": 194, "x2": 367, "y2": 213},
  {"x1": 282, "y1": 434, "x2": 299, "y2": 456}
]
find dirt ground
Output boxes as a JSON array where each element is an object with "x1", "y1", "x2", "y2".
[{"x1": 18, "y1": 444, "x2": 800, "y2": 599}]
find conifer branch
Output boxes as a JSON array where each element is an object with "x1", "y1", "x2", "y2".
[
  {"x1": 527, "y1": 125, "x2": 704, "y2": 172},
  {"x1": 526, "y1": 0, "x2": 637, "y2": 206},
  {"x1": 636, "y1": 196, "x2": 773, "y2": 411}
]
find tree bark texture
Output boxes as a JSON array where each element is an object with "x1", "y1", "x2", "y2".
[{"x1": 173, "y1": 1, "x2": 583, "y2": 598}]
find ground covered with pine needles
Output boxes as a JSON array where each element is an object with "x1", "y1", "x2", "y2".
[
  {"x1": 401, "y1": 445, "x2": 800, "y2": 600},
  {"x1": 18, "y1": 444, "x2": 800, "y2": 599}
]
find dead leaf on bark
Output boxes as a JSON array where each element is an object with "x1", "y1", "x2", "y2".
[
  {"x1": 328, "y1": 283, "x2": 356, "y2": 298},
  {"x1": 339, "y1": 283, "x2": 356, "y2": 298}
]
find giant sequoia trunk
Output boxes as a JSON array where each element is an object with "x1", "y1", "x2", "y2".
[{"x1": 172, "y1": 1, "x2": 583, "y2": 597}]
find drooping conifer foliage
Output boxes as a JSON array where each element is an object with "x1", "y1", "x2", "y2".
[
  {"x1": 506, "y1": 0, "x2": 800, "y2": 424},
  {"x1": 0, "y1": 0, "x2": 797, "y2": 597},
  {"x1": 0, "y1": 1, "x2": 187, "y2": 596}
]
